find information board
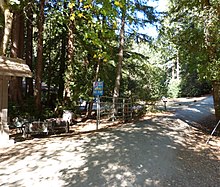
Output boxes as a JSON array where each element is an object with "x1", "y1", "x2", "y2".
[{"x1": 93, "y1": 81, "x2": 104, "y2": 96}]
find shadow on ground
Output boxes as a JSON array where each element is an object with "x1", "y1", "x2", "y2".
[
  {"x1": 0, "y1": 114, "x2": 219, "y2": 187},
  {"x1": 167, "y1": 96, "x2": 219, "y2": 135}
]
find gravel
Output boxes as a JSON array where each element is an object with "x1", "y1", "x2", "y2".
[{"x1": 0, "y1": 96, "x2": 219, "y2": 187}]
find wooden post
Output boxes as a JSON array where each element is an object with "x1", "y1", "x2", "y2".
[
  {"x1": 212, "y1": 80, "x2": 220, "y2": 120},
  {"x1": 0, "y1": 76, "x2": 12, "y2": 147}
]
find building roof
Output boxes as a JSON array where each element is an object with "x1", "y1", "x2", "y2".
[{"x1": 0, "y1": 56, "x2": 32, "y2": 78}]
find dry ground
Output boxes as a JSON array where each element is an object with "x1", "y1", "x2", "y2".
[{"x1": 0, "y1": 110, "x2": 219, "y2": 187}]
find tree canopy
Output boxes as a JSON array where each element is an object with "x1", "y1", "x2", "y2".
[{"x1": 0, "y1": 0, "x2": 219, "y2": 119}]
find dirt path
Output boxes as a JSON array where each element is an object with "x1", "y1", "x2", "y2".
[{"x1": 0, "y1": 110, "x2": 219, "y2": 186}]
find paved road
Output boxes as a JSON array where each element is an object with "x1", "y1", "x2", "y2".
[
  {"x1": 167, "y1": 95, "x2": 217, "y2": 130},
  {"x1": 0, "y1": 96, "x2": 219, "y2": 187}
]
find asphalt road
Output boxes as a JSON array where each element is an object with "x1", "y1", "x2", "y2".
[{"x1": 166, "y1": 95, "x2": 217, "y2": 130}]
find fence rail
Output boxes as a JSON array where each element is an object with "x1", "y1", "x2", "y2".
[{"x1": 78, "y1": 96, "x2": 150, "y2": 129}]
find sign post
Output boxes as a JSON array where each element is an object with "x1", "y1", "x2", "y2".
[
  {"x1": 96, "y1": 96, "x2": 100, "y2": 130},
  {"x1": 93, "y1": 81, "x2": 104, "y2": 130}
]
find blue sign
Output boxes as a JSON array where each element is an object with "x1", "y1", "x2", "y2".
[{"x1": 93, "y1": 81, "x2": 104, "y2": 96}]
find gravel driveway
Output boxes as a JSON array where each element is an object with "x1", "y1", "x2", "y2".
[{"x1": 0, "y1": 97, "x2": 219, "y2": 187}]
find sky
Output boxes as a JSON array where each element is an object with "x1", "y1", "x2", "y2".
[
  {"x1": 139, "y1": 0, "x2": 168, "y2": 37},
  {"x1": 148, "y1": 0, "x2": 168, "y2": 12}
]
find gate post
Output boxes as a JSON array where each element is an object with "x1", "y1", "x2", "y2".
[
  {"x1": 122, "y1": 99, "x2": 125, "y2": 122},
  {"x1": 0, "y1": 76, "x2": 13, "y2": 147}
]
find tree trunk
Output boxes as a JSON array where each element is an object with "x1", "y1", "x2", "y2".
[
  {"x1": 86, "y1": 59, "x2": 101, "y2": 118},
  {"x1": 58, "y1": 2, "x2": 68, "y2": 102},
  {"x1": 0, "y1": 1, "x2": 13, "y2": 55},
  {"x1": 113, "y1": 8, "x2": 125, "y2": 115},
  {"x1": 64, "y1": 6, "x2": 75, "y2": 103},
  {"x1": 0, "y1": 2, "x2": 13, "y2": 147},
  {"x1": 2, "y1": 8, "x2": 13, "y2": 55},
  {"x1": 25, "y1": 4, "x2": 34, "y2": 97},
  {"x1": 35, "y1": 0, "x2": 45, "y2": 114},
  {"x1": 9, "y1": 11, "x2": 23, "y2": 104},
  {"x1": 0, "y1": 12, "x2": 4, "y2": 54},
  {"x1": 58, "y1": 32, "x2": 67, "y2": 101},
  {"x1": 46, "y1": 51, "x2": 52, "y2": 107},
  {"x1": 18, "y1": 12, "x2": 24, "y2": 58},
  {"x1": 18, "y1": 13, "x2": 25, "y2": 102},
  {"x1": 176, "y1": 49, "x2": 180, "y2": 80},
  {"x1": 212, "y1": 81, "x2": 220, "y2": 120},
  {"x1": 171, "y1": 65, "x2": 175, "y2": 80}
]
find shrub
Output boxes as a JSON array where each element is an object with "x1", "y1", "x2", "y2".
[{"x1": 167, "y1": 79, "x2": 181, "y2": 98}]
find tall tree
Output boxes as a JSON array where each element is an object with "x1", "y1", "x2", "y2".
[
  {"x1": 113, "y1": 1, "x2": 126, "y2": 115},
  {"x1": 112, "y1": 0, "x2": 157, "y2": 115},
  {"x1": 25, "y1": 2, "x2": 34, "y2": 97},
  {"x1": 63, "y1": 1, "x2": 74, "y2": 103},
  {"x1": 56, "y1": 1, "x2": 68, "y2": 102},
  {"x1": 35, "y1": 0, "x2": 45, "y2": 113},
  {"x1": 9, "y1": 11, "x2": 24, "y2": 104}
]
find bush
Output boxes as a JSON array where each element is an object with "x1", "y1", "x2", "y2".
[
  {"x1": 167, "y1": 79, "x2": 181, "y2": 98},
  {"x1": 179, "y1": 74, "x2": 212, "y2": 97}
]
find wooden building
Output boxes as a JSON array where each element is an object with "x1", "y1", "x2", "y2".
[{"x1": 0, "y1": 56, "x2": 32, "y2": 147}]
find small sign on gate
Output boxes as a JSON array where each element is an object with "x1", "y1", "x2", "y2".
[{"x1": 93, "y1": 81, "x2": 104, "y2": 96}]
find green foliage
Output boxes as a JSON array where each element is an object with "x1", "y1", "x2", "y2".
[
  {"x1": 8, "y1": 97, "x2": 37, "y2": 120},
  {"x1": 121, "y1": 41, "x2": 167, "y2": 101},
  {"x1": 5, "y1": 0, "x2": 160, "y2": 119},
  {"x1": 167, "y1": 79, "x2": 181, "y2": 98},
  {"x1": 160, "y1": 0, "x2": 220, "y2": 80},
  {"x1": 177, "y1": 62, "x2": 212, "y2": 97},
  {"x1": 180, "y1": 77, "x2": 211, "y2": 97}
]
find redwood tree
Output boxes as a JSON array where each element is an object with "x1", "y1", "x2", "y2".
[
  {"x1": 25, "y1": 3, "x2": 34, "y2": 97},
  {"x1": 35, "y1": 0, "x2": 45, "y2": 113},
  {"x1": 9, "y1": 11, "x2": 24, "y2": 104}
]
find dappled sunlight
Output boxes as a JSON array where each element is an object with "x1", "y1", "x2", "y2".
[
  {"x1": 0, "y1": 113, "x2": 219, "y2": 186},
  {"x1": 0, "y1": 139, "x2": 90, "y2": 186},
  {"x1": 184, "y1": 107, "x2": 200, "y2": 113},
  {"x1": 167, "y1": 95, "x2": 217, "y2": 136},
  {"x1": 101, "y1": 164, "x2": 136, "y2": 186}
]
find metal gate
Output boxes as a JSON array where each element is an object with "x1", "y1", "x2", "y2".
[{"x1": 93, "y1": 96, "x2": 146, "y2": 129}]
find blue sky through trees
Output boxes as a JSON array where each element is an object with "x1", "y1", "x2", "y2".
[{"x1": 138, "y1": 0, "x2": 168, "y2": 37}]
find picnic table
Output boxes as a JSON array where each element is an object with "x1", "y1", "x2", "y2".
[
  {"x1": 45, "y1": 118, "x2": 70, "y2": 133},
  {"x1": 24, "y1": 121, "x2": 53, "y2": 137},
  {"x1": 12, "y1": 117, "x2": 70, "y2": 138}
]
